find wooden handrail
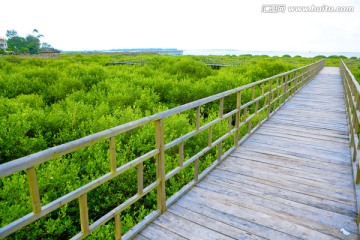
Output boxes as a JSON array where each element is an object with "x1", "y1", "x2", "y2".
[
  {"x1": 0, "y1": 59, "x2": 325, "y2": 239},
  {"x1": 340, "y1": 59, "x2": 360, "y2": 226}
]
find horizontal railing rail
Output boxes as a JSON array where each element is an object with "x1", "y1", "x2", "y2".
[
  {"x1": 0, "y1": 59, "x2": 325, "y2": 239},
  {"x1": 340, "y1": 59, "x2": 360, "y2": 226}
]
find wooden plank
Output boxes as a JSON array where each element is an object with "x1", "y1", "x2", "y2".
[
  {"x1": 245, "y1": 138, "x2": 350, "y2": 159},
  {"x1": 266, "y1": 118, "x2": 348, "y2": 132},
  {"x1": 274, "y1": 110, "x2": 347, "y2": 120},
  {"x1": 260, "y1": 121, "x2": 348, "y2": 137},
  {"x1": 153, "y1": 211, "x2": 233, "y2": 240},
  {"x1": 243, "y1": 142, "x2": 350, "y2": 163},
  {"x1": 255, "y1": 127, "x2": 349, "y2": 144},
  {"x1": 238, "y1": 142, "x2": 351, "y2": 166},
  {"x1": 231, "y1": 150, "x2": 352, "y2": 176},
  {"x1": 198, "y1": 176, "x2": 358, "y2": 235},
  {"x1": 209, "y1": 168, "x2": 357, "y2": 217},
  {"x1": 168, "y1": 204, "x2": 264, "y2": 239},
  {"x1": 182, "y1": 187, "x2": 337, "y2": 240},
  {"x1": 139, "y1": 224, "x2": 186, "y2": 240},
  {"x1": 229, "y1": 152, "x2": 354, "y2": 186},
  {"x1": 270, "y1": 115, "x2": 348, "y2": 127},
  {"x1": 217, "y1": 158, "x2": 355, "y2": 200},
  {"x1": 133, "y1": 234, "x2": 150, "y2": 240},
  {"x1": 257, "y1": 125, "x2": 349, "y2": 144},
  {"x1": 175, "y1": 199, "x2": 295, "y2": 240},
  {"x1": 249, "y1": 133, "x2": 349, "y2": 153},
  {"x1": 268, "y1": 118, "x2": 348, "y2": 131}
]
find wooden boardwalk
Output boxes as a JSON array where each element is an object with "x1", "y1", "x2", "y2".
[{"x1": 135, "y1": 67, "x2": 359, "y2": 240}]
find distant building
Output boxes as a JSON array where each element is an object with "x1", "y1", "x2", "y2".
[{"x1": 0, "y1": 38, "x2": 7, "y2": 51}]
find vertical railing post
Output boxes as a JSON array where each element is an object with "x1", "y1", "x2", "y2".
[
  {"x1": 234, "y1": 91, "x2": 241, "y2": 147},
  {"x1": 276, "y1": 78, "x2": 281, "y2": 107},
  {"x1": 294, "y1": 71, "x2": 298, "y2": 92},
  {"x1": 283, "y1": 74, "x2": 288, "y2": 103},
  {"x1": 155, "y1": 119, "x2": 166, "y2": 213},
  {"x1": 219, "y1": 98, "x2": 224, "y2": 118},
  {"x1": 208, "y1": 126, "x2": 213, "y2": 147},
  {"x1": 228, "y1": 115, "x2": 233, "y2": 132},
  {"x1": 179, "y1": 142, "x2": 184, "y2": 167},
  {"x1": 26, "y1": 167, "x2": 41, "y2": 213},
  {"x1": 137, "y1": 162, "x2": 144, "y2": 195},
  {"x1": 196, "y1": 106, "x2": 201, "y2": 131},
  {"x1": 194, "y1": 159, "x2": 199, "y2": 182},
  {"x1": 267, "y1": 79, "x2": 273, "y2": 118},
  {"x1": 217, "y1": 142, "x2": 222, "y2": 161},
  {"x1": 110, "y1": 137, "x2": 117, "y2": 174},
  {"x1": 251, "y1": 86, "x2": 255, "y2": 102},
  {"x1": 115, "y1": 213, "x2": 122, "y2": 240},
  {"x1": 79, "y1": 194, "x2": 89, "y2": 237}
]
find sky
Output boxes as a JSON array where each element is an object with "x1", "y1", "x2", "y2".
[{"x1": 1, "y1": 0, "x2": 359, "y2": 52}]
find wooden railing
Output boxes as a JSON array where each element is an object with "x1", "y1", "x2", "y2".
[
  {"x1": 340, "y1": 59, "x2": 360, "y2": 225},
  {"x1": 0, "y1": 59, "x2": 324, "y2": 239}
]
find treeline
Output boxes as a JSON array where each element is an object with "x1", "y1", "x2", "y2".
[
  {"x1": 0, "y1": 54, "x2": 314, "y2": 239},
  {"x1": 4, "y1": 29, "x2": 60, "y2": 54}
]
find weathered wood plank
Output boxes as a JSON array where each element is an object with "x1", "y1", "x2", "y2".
[
  {"x1": 175, "y1": 199, "x2": 296, "y2": 240},
  {"x1": 138, "y1": 224, "x2": 185, "y2": 240},
  {"x1": 255, "y1": 128, "x2": 349, "y2": 144},
  {"x1": 196, "y1": 181, "x2": 358, "y2": 237},
  {"x1": 230, "y1": 150, "x2": 352, "y2": 181},
  {"x1": 237, "y1": 145, "x2": 352, "y2": 170},
  {"x1": 260, "y1": 121, "x2": 349, "y2": 137},
  {"x1": 243, "y1": 140, "x2": 351, "y2": 163},
  {"x1": 132, "y1": 233, "x2": 150, "y2": 240},
  {"x1": 239, "y1": 143, "x2": 351, "y2": 166},
  {"x1": 247, "y1": 135, "x2": 350, "y2": 156},
  {"x1": 153, "y1": 212, "x2": 233, "y2": 240},
  {"x1": 168, "y1": 204, "x2": 264, "y2": 239},
  {"x1": 210, "y1": 168, "x2": 357, "y2": 216},
  {"x1": 229, "y1": 153, "x2": 354, "y2": 187},
  {"x1": 220, "y1": 156, "x2": 354, "y2": 189},
  {"x1": 183, "y1": 187, "x2": 338, "y2": 240}
]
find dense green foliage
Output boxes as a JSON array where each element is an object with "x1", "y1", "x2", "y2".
[
  {"x1": 5, "y1": 29, "x2": 59, "y2": 55},
  {"x1": 345, "y1": 59, "x2": 360, "y2": 83},
  {"x1": 0, "y1": 54, "x2": 315, "y2": 238}
]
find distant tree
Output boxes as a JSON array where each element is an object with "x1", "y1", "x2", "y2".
[
  {"x1": 26, "y1": 35, "x2": 41, "y2": 54},
  {"x1": 41, "y1": 42, "x2": 52, "y2": 48},
  {"x1": 7, "y1": 35, "x2": 28, "y2": 53},
  {"x1": 40, "y1": 42, "x2": 61, "y2": 53},
  {"x1": 33, "y1": 29, "x2": 44, "y2": 39},
  {"x1": 6, "y1": 29, "x2": 18, "y2": 38},
  {"x1": 5, "y1": 28, "x2": 54, "y2": 54}
]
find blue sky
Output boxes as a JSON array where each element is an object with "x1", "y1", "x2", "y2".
[{"x1": 1, "y1": 0, "x2": 359, "y2": 52}]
